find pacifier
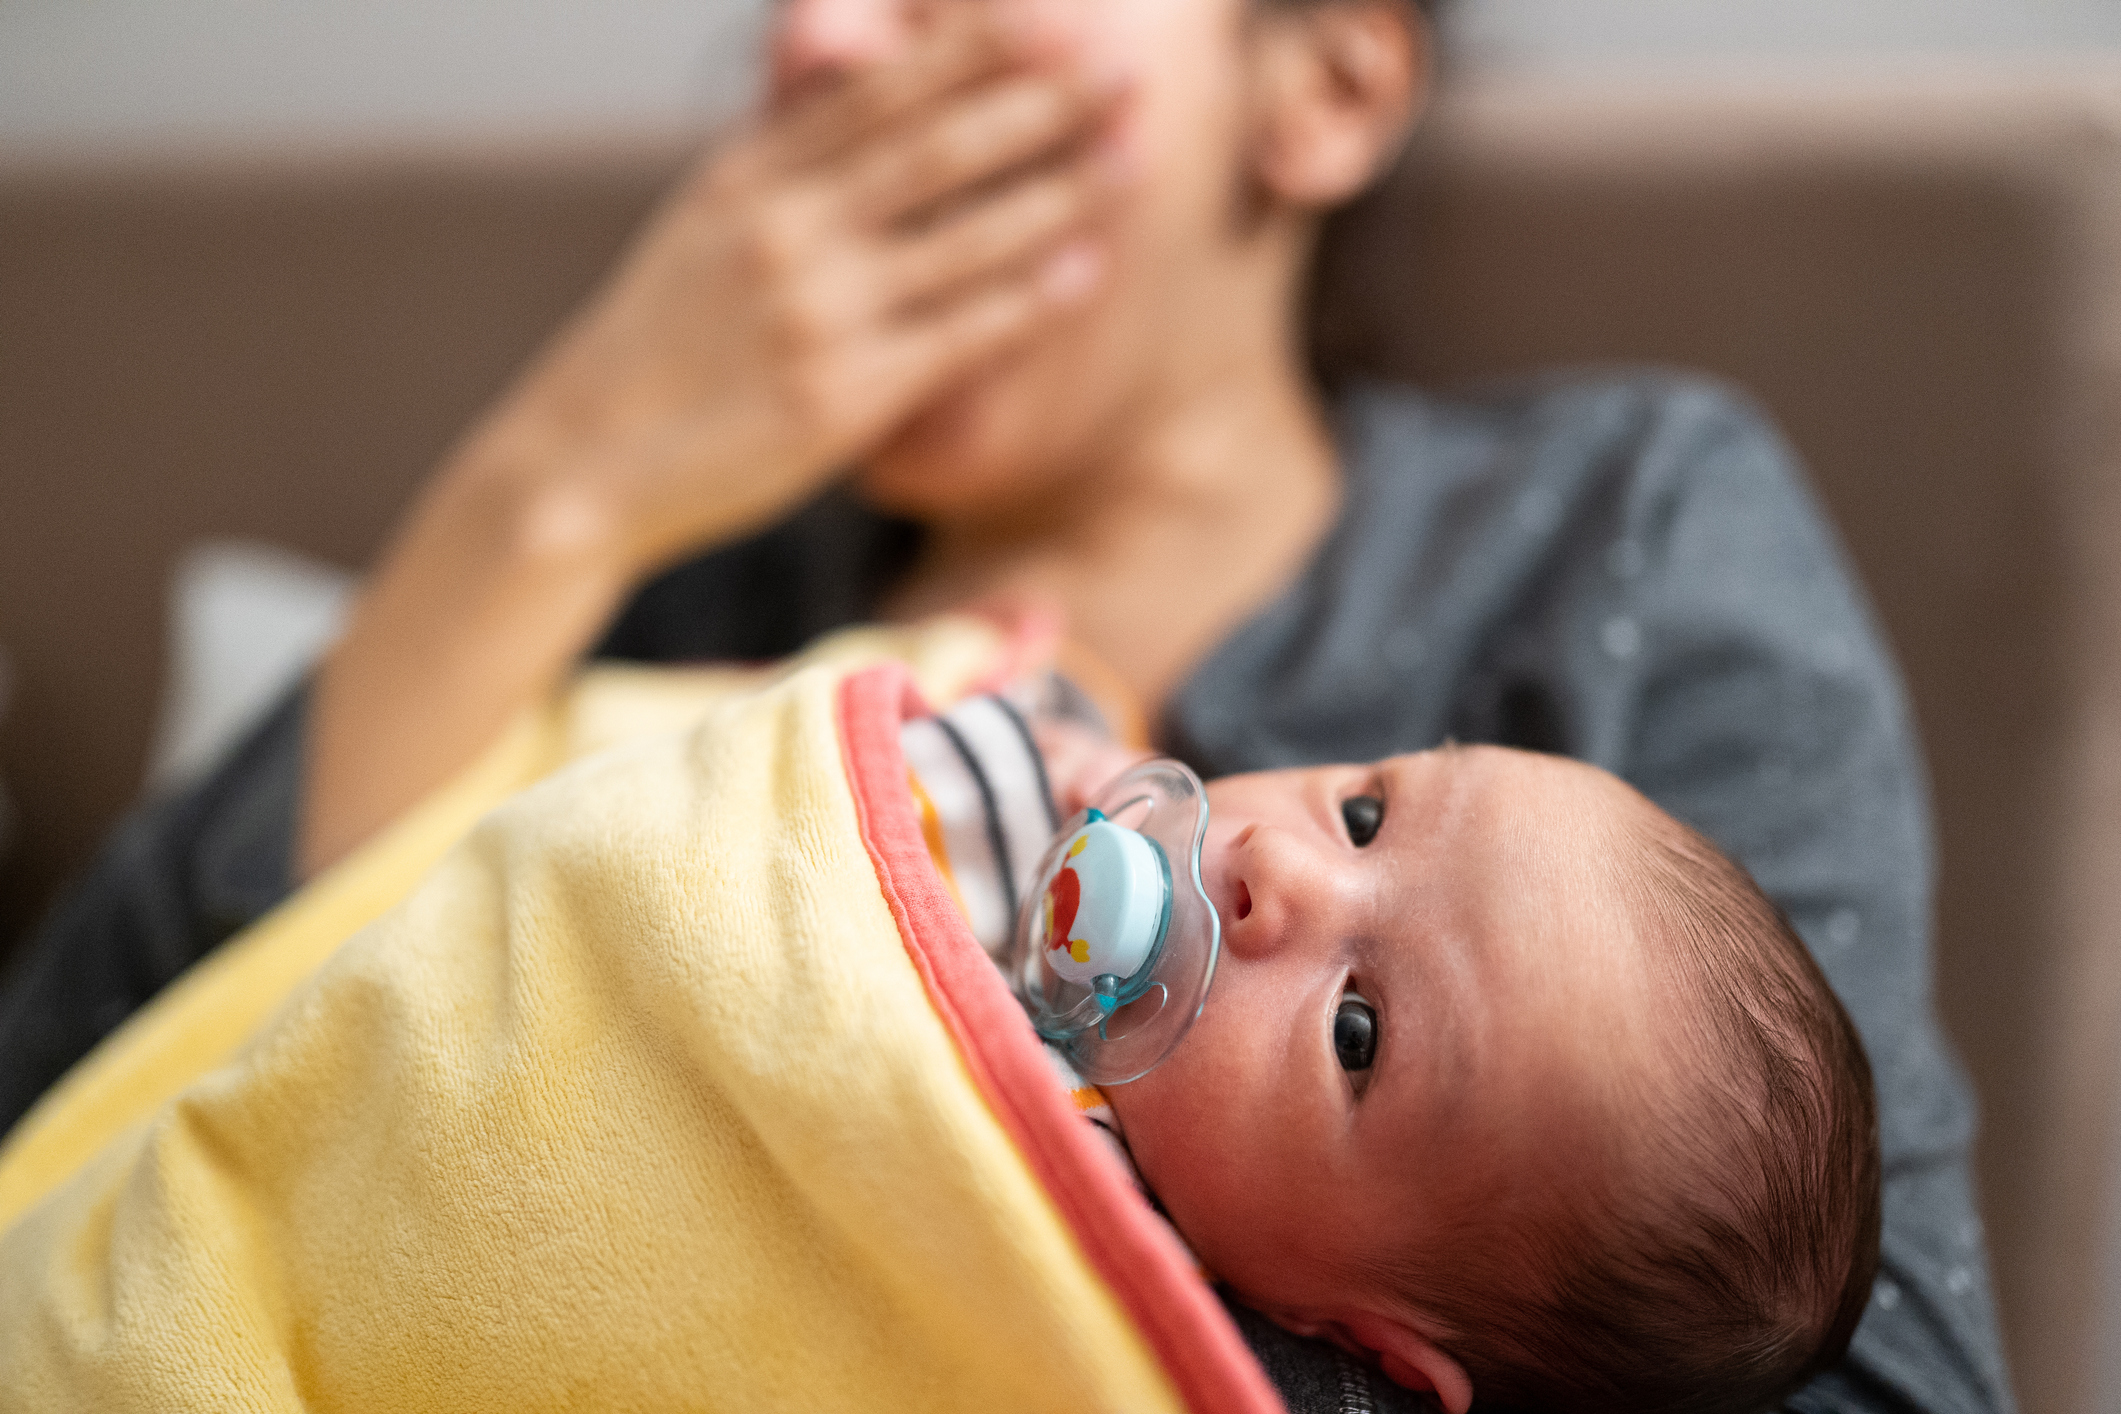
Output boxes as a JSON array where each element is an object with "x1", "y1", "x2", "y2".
[{"x1": 1007, "y1": 759, "x2": 1221, "y2": 1085}]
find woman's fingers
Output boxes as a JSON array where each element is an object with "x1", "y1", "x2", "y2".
[
  {"x1": 845, "y1": 65, "x2": 1127, "y2": 229},
  {"x1": 876, "y1": 150, "x2": 1120, "y2": 318},
  {"x1": 764, "y1": 8, "x2": 1034, "y2": 172},
  {"x1": 484, "y1": 8, "x2": 1126, "y2": 554},
  {"x1": 853, "y1": 239, "x2": 1105, "y2": 419}
]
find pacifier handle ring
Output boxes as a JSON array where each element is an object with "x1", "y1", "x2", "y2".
[{"x1": 1096, "y1": 982, "x2": 1168, "y2": 1043}]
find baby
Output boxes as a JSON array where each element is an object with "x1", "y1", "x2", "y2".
[{"x1": 906, "y1": 687, "x2": 1882, "y2": 1414}]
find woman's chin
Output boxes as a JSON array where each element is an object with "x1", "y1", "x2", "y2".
[{"x1": 855, "y1": 384, "x2": 1054, "y2": 519}]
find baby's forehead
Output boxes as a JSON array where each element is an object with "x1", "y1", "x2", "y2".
[
  {"x1": 1373, "y1": 744, "x2": 1656, "y2": 852},
  {"x1": 1412, "y1": 752, "x2": 1673, "y2": 1032}
]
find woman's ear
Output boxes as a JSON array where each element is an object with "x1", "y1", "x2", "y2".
[
  {"x1": 1245, "y1": 1, "x2": 1430, "y2": 210},
  {"x1": 1341, "y1": 1311, "x2": 1475, "y2": 1414}
]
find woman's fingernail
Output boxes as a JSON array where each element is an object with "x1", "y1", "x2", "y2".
[{"x1": 1040, "y1": 242, "x2": 1105, "y2": 303}]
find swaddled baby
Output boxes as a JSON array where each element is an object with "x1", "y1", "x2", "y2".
[{"x1": 905, "y1": 686, "x2": 1881, "y2": 1414}]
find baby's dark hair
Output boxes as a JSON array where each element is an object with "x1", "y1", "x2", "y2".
[{"x1": 1380, "y1": 809, "x2": 1881, "y2": 1414}]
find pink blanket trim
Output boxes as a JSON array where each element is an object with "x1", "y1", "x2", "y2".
[{"x1": 837, "y1": 663, "x2": 1285, "y2": 1414}]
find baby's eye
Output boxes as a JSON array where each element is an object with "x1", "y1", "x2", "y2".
[
  {"x1": 1333, "y1": 993, "x2": 1378, "y2": 1073},
  {"x1": 1341, "y1": 795, "x2": 1384, "y2": 848}
]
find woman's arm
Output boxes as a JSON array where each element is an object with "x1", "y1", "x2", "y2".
[{"x1": 302, "y1": 10, "x2": 1132, "y2": 875}]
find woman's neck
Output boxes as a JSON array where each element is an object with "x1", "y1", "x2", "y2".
[{"x1": 888, "y1": 343, "x2": 1343, "y2": 721}]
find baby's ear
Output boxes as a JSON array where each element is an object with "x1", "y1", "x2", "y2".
[{"x1": 1342, "y1": 1312, "x2": 1473, "y2": 1414}]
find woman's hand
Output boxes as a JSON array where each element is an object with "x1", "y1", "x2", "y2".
[
  {"x1": 302, "y1": 11, "x2": 1131, "y2": 878},
  {"x1": 457, "y1": 9, "x2": 1131, "y2": 574}
]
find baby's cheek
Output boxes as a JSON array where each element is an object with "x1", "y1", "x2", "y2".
[
  {"x1": 1107, "y1": 1075, "x2": 1246, "y2": 1233},
  {"x1": 1105, "y1": 1069, "x2": 1212, "y2": 1198},
  {"x1": 1101, "y1": 1065, "x2": 1176, "y2": 1161}
]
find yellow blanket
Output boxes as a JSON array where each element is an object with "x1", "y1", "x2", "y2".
[{"x1": 0, "y1": 621, "x2": 1280, "y2": 1413}]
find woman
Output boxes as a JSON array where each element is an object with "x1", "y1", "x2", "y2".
[{"x1": 0, "y1": 2, "x2": 2012, "y2": 1411}]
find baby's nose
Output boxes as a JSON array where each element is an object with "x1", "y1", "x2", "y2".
[{"x1": 1221, "y1": 826, "x2": 1351, "y2": 963}]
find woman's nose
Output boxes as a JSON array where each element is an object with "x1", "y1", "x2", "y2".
[
  {"x1": 769, "y1": 0, "x2": 917, "y2": 102},
  {"x1": 1221, "y1": 825, "x2": 1353, "y2": 963}
]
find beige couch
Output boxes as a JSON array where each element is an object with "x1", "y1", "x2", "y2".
[{"x1": 3, "y1": 60, "x2": 2116, "y2": 1414}]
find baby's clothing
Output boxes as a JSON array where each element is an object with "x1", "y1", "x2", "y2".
[
  {"x1": 899, "y1": 686, "x2": 1139, "y2": 1188},
  {"x1": 899, "y1": 691, "x2": 1059, "y2": 961}
]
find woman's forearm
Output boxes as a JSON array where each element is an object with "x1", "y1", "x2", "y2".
[
  {"x1": 300, "y1": 452, "x2": 635, "y2": 879},
  {"x1": 298, "y1": 15, "x2": 1122, "y2": 877}
]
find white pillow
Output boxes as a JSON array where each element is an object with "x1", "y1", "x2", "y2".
[{"x1": 147, "y1": 540, "x2": 357, "y2": 792}]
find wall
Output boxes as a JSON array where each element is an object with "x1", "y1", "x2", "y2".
[
  {"x1": 1452, "y1": 0, "x2": 2121, "y2": 64},
  {"x1": 5, "y1": 0, "x2": 2120, "y2": 155},
  {"x1": 0, "y1": 0, "x2": 768, "y2": 154}
]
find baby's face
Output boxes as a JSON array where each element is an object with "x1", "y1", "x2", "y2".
[{"x1": 1105, "y1": 745, "x2": 1669, "y2": 1358}]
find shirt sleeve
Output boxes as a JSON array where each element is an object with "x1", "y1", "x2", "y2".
[
  {"x1": 1503, "y1": 379, "x2": 2016, "y2": 1414},
  {"x1": 0, "y1": 681, "x2": 307, "y2": 1136}
]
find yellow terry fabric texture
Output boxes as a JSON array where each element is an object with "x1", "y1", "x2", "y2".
[
  {"x1": 0, "y1": 617, "x2": 1007, "y2": 1230},
  {"x1": 0, "y1": 647, "x2": 1184, "y2": 1412}
]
